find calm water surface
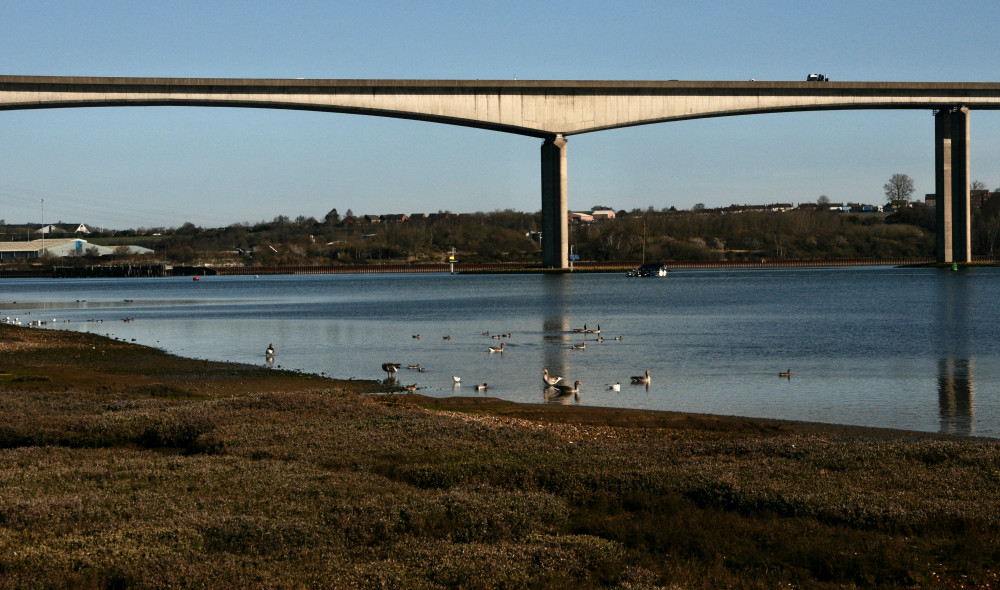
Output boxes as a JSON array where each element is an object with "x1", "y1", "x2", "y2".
[{"x1": 2, "y1": 267, "x2": 997, "y2": 437}]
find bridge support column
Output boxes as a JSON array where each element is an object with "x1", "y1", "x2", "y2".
[
  {"x1": 541, "y1": 134, "x2": 569, "y2": 268},
  {"x1": 935, "y1": 107, "x2": 971, "y2": 263}
]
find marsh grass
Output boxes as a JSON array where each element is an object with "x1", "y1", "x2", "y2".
[{"x1": 1, "y1": 325, "x2": 999, "y2": 587}]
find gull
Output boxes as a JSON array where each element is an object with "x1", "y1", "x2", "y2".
[
  {"x1": 630, "y1": 369, "x2": 651, "y2": 385},
  {"x1": 542, "y1": 368, "x2": 564, "y2": 386}
]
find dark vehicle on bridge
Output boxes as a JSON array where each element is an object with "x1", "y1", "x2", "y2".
[{"x1": 627, "y1": 263, "x2": 668, "y2": 277}]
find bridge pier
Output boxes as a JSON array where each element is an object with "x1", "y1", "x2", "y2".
[
  {"x1": 541, "y1": 134, "x2": 569, "y2": 268},
  {"x1": 935, "y1": 107, "x2": 971, "y2": 263}
]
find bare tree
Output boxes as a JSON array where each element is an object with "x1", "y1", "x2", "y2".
[
  {"x1": 971, "y1": 180, "x2": 988, "y2": 191},
  {"x1": 883, "y1": 174, "x2": 915, "y2": 203}
]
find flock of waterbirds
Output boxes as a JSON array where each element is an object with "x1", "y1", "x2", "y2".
[{"x1": 368, "y1": 322, "x2": 657, "y2": 399}]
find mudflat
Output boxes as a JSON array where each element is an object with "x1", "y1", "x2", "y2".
[{"x1": 1, "y1": 324, "x2": 997, "y2": 588}]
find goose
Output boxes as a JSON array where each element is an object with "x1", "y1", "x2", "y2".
[
  {"x1": 443, "y1": 335, "x2": 451, "y2": 340},
  {"x1": 474, "y1": 383, "x2": 488, "y2": 391},
  {"x1": 779, "y1": 370, "x2": 791, "y2": 378},
  {"x1": 608, "y1": 382, "x2": 621, "y2": 392},
  {"x1": 265, "y1": 343, "x2": 275, "y2": 358},
  {"x1": 586, "y1": 324, "x2": 601, "y2": 335},
  {"x1": 381, "y1": 362, "x2": 401, "y2": 378},
  {"x1": 412, "y1": 334, "x2": 420, "y2": 339},
  {"x1": 405, "y1": 383, "x2": 418, "y2": 392},
  {"x1": 630, "y1": 369, "x2": 651, "y2": 385},
  {"x1": 572, "y1": 324, "x2": 588, "y2": 333},
  {"x1": 407, "y1": 364, "x2": 421, "y2": 370},
  {"x1": 542, "y1": 368, "x2": 564, "y2": 386},
  {"x1": 571, "y1": 342, "x2": 586, "y2": 350},
  {"x1": 488, "y1": 342, "x2": 506, "y2": 353},
  {"x1": 452, "y1": 376, "x2": 461, "y2": 384},
  {"x1": 554, "y1": 380, "x2": 581, "y2": 395}
]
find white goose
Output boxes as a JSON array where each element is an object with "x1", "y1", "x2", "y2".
[
  {"x1": 630, "y1": 369, "x2": 651, "y2": 385},
  {"x1": 542, "y1": 368, "x2": 564, "y2": 386}
]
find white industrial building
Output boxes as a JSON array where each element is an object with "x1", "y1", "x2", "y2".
[{"x1": 0, "y1": 238, "x2": 152, "y2": 261}]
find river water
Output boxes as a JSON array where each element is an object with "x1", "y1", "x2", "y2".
[{"x1": 2, "y1": 267, "x2": 997, "y2": 437}]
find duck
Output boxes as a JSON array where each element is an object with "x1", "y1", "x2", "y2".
[
  {"x1": 381, "y1": 362, "x2": 401, "y2": 378},
  {"x1": 571, "y1": 342, "x2": 586, "y2": 350},
  {"x1": 608, "y1": 382, "x2": 621, "y2": 392},
  {"x1": 613, "y1": 335, "x2": 623, "y2": 341},
  {"x1": 412, "y1": 334, "x2": 420, "y2": 339},
  {"x1": 474, "y1": 383, "x2": 488, "y2": 391},
  {"x1": 630, "y1": 369, "x2": 651, "y2": 385},
  {"x1": 542, "y1": 368, "x2": 564, "y2": 386},
  {"x1": 553, "y1": 380, "x2": 581, "y2": 395},
  {"x1": 488, "y1": 342, "x2": 506, "y2": 353},
  {"x1": 443, "y1": 335, "x2": 451, "y2": 340},
  {"x1": 779, "y1": 370, "x2": 791, "y2": 378}
]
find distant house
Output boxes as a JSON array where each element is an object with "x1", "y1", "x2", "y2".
[
  {"x1": 341, "y1": 215, "x2": 359, "y2": 226},
  {"x1": 409, "y1": 213, "x2": 427, "y2": 221},
  {"x1": 35, "y1": 223, "x2": 91, "y2": 236},
  {"x1": 569, "y1": 211, "x2": 594, "y2": 224},
  {"x1": 591, "y1": 209, "x2": 616, "y2": 220},
  {"x1": 768, "y1": 203, "x2": 794, "y2": 212},
  {"x1": 380, "y1": 214, "x2": 409, "y2": 223},
  {"x1": 924, "y1": 194, "x2": 936, "y2": 207},
  {"x1": 362, "y1": 215, "x2": 381, "y2": 224}
]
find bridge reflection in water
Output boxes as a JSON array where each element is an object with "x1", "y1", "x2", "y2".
[{"x1": 938, "y1": 358, "x2": 974, "y2": 437}]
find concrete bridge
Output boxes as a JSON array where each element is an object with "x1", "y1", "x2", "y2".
[{"x1": 4, "y1": 75, "x2": 1000, "y2": 267}]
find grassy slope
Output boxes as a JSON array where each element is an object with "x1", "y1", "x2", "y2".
[{"x1": 0, "y1": 324, "x2": 998, "y2": 589}]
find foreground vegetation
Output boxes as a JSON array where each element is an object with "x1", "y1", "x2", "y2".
[{"x1": 1, "y1": 325, "x2": 999, "y2": 588}]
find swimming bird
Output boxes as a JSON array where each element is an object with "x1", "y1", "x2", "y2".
[
  {"x1": 572, "y1": 324, "x2": 588, "y2": 333},
  {"x1": 443, "y1": 335, "x2": 451, "y2": 340},
  {"x1": 608, "y1": 382, "x2": 621, "y2": 392},
  {"x1": 474, "y1": 383, "x2": 488, "y2": 391},
  {"x1": 407, "y1": 364, "x2": 421, "y2": 370},
  {"x1": 613, "y1": 335, "x2": 623, "y2": 341},
  {"x1": 571, "y1": 342, "x2": 586, "y2": 350},
  {"x1": 554, "y1": 380, "x2": 581, "y2": 395},
  {"x1": 542, "y1": 368, "x2": 564, "y2": 386},
  {"x1": 381, "y1": 362, "x2": 401, "y2": 378},
  {"x1": 412, "y1": 334, "x2": 420, "y2": 339},
  {"x1": 453, "y1": 376, "x2": 461, "y2": 384},
  {"x1": 779, "y1": 370, "x2": 791, "y2": 378},
  {"x1": 265, "y1": 343, "x2": 275, "y2": 358},
  {"x1": 630, "y1": 369, "x2": 651, "y2": 385},
  {"x1": 488, "y1": 342, "x2": 506, "y2": 353},
  {"x1": 586, "y1": 324, "x2": 601, "y2": 335}
]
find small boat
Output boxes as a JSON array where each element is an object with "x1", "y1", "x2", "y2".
[{"x1": 627, "y1": 263, "x2": 668, "y2": 277}]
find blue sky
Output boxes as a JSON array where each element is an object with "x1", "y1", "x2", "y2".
[{"x1": 2, "y1": 0, "x2": 1000, "y2": 229}]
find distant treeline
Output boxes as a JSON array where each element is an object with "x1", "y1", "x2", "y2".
[{"x1": 66, "y1": 200, "x2": 1000, "y2": 266}]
